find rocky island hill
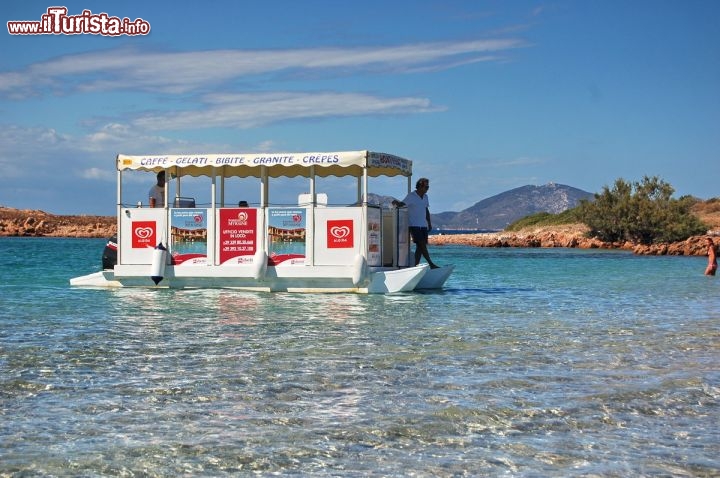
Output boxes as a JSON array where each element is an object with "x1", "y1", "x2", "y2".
[{"x1": 1, "y1": 205, "x2": 718, "y2": 257}]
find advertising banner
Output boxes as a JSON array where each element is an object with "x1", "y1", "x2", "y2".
[
  {"x1": 170, "y1": 209, "x2": 208, "y2": 265},
  {"x1": 131, "y1": 220, "x2": 156, "y2": 249},
  {"x1": 219, "y1": 208, "x2": 257, "y2": 265},
  {"x1": 267, "y1": 208, "x2": 306, "y2": 265},
  {"x1": 326, "y1": 219, "x2": 354, "y2": 249}
]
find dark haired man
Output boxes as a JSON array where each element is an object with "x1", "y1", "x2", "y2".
[{"x1": 393, "y1": 177, "x2": 439, "y2": 269}]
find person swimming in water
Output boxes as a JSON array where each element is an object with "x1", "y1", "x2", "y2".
[{"x1": 705, "y1": 236, "x2": 717, "y2": 276}]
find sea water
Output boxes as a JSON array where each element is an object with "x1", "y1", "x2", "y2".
[{"x1": 0, "y1": 237, "x2": 718, "y2": 476}]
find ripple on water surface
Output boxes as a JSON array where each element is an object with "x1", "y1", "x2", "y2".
[{"x1": 0, "y1": 240, "x2": 719, "y2": 475}]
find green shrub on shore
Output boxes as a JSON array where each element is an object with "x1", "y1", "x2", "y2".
[
  {"x1": 505, "y1": 208, "x2": 582, "y2": 231},
  {"x1": 578, "y1": 176, "x2": 707, "y2": 244},
  {"x1": 506, "y1": 176, "x2": 708, "y2": 244}
]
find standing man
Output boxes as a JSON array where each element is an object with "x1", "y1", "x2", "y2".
[
  {"x1": 148, "y1": 171, "x2": 165, "y2": 208},
  {"x1": 393, "y1": 177, "x2": 439, "y2": 269}
]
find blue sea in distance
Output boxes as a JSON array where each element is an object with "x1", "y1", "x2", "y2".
[{"x1": 1, "y1": 237, "x2": 719, "y2": 476}]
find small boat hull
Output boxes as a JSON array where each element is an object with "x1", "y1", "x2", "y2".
[
  {"x1": 415, "y1": 264, "x2": 455, "y2": 290},
  {"x1": 69, "y1": 271, "x2": 122, "y2": 287},
  {"x1": 366, "y1": 264, "x2": 428, "y2": 293}
]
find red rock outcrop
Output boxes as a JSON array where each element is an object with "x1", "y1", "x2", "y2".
[{"x1": 0, "y1": 207, "x2": 116, "y2": 238}]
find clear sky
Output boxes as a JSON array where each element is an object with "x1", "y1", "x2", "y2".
[{"x1": 1, "y1": 1, "x2": 718, "y2": 215}]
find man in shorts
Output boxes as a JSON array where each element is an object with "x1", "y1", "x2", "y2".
[{"x1": 393, "y1": 177, "x2": 439, "y2": 269}]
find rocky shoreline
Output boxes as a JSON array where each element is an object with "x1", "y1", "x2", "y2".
[
  {"x1": 0, "y1": 207, "x2": 116, "y2": 239},
  {"x1": 0, "y1": 206, "x2": 714, "y2": 256},
  {"x1": 429, "y1": 224, "x2": 714, "y2": 256}
]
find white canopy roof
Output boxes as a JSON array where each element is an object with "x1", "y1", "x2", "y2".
[{"x1": 117, "y1": 150, "x2": 412, "y2": 178}]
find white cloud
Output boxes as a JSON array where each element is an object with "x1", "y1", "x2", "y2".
[
  {"x1": 80, "y1": 167, "x2": 114, "y2": 181},
  {"x1": 81, "y1": 122, "x2": 189, "y2": 153},
  {"x1": 489, "y1": 156, "x2": 547, "y2": 167},
  {"x1": 0, "y1": 39, "x2": 527, "y2": 97},
  {"x1": 254, "y1": 140, "x2": 276, "y2": 152},
  {"x1": 0, "y1": 122, "x2": 283, "y2": 182},
  {"x1": 0, "y1": 125, "x2": 74, "y2": 178},
  {"x1": 132, "y1": 91, "x2": 442, "y2": 131},
  {"x1": 459, "y1": 156, "x2": 546, "y2": 169}
]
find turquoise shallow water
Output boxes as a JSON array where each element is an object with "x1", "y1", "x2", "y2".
[{"x1": 1, "y1": 237, "x2": 719, "y2": 476}]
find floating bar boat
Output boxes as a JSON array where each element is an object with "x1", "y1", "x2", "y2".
[{"x1": 70, "y1": 150, "x2": 453, "y2": 293}]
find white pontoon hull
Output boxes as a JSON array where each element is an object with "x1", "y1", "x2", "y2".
[{"x1": 70, "y1": 264, "x2": 430, "y2": 294}]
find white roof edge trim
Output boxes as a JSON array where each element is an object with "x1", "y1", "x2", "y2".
[{"x1": 116, "y1": 150, "x2": 413, "y2": 177}]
